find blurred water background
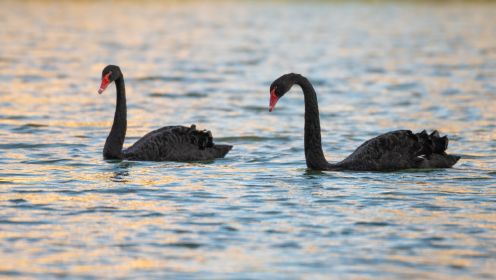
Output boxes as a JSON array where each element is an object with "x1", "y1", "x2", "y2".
[{"x1": 0, "y1": 1, "x2": 495, "y2": 279}]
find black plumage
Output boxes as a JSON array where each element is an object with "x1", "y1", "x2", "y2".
[
  {"x1": 269, "y1": 73, "x2": 460, "y2": 171},
  {"x1": 98, "y1": 65, "x2": 232, "y2": 161}
]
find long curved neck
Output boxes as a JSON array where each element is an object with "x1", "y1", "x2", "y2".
[
  {"x1": 294, "y1": 75, "x2": 330, "y2": 170},
  {"x1": 103, "y1": 76, "x2": 127, "y2": 159}
]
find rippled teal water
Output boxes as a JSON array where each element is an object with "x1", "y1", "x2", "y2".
[{"x1": 1, "y1": 1, "x2": 495, "y2": 279}]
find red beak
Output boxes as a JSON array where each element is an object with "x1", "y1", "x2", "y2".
[
  {"x1": 269, "y1": 88, "x2": 279, "y2": 112},
  {"x1": 98, "y1": 72, "x2": 112, "y2": 94}
]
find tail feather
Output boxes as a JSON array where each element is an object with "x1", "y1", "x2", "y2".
[
  {"x1": 189, "y1": 124, "x2": 232, "y2": 159},
  {"x1": 434, "y1": 136, "x2": 448, "y2": 154},
  {"x1": 415, "y1": 130, "x2": 450, "y2": 156},
  {"x1": 415, "y1": 130, "x2": 460, "y2": 168},
  {"x1": 212, "y1": 144, "x2": 232, "y2": 158},
  {"x1": 188, "y1": 125, "x2": 215, "y2": 150},
  {"x1": 420, "y1": 154, "x2": 460, "y2": 168}
]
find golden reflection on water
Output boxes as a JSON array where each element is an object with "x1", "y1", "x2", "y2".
[{"x1": 0, "y1": 0, "x2": 496, "y2": 279}]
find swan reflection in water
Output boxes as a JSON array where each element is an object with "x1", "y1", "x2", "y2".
[{"x1": 108, "y1": 161, "x2": 133, "y2": 183}]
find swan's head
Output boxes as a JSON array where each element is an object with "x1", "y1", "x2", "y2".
[
  {"x1": 269, "y1": 73, "x2": 298, "y2": 112},
  {"x1": 98, "y1": 65, "x2": 122, "y2": 94}
]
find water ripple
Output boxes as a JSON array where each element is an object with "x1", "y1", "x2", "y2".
[{"x1": 0, "y1": 1, "x2": 495, "y2": 279}]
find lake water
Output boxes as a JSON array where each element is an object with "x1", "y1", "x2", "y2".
[{"x1": 0, "y1": 1, "x2": 495, "y2": 279}]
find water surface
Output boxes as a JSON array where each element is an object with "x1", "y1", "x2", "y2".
[{"x1": 0, "y1": 1, "x2": 495, "y2": 279}]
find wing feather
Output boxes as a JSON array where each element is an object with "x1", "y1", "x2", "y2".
[
  {"x1": 122, "y1": 125, "x2": 231, "y2": 161},
  {"x1": 337, "y1": 130, "x2": 457, "y2": 171}
]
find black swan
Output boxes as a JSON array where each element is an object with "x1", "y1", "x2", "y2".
[
  {"x1": 269, "y1": 73, "x2": 460, "y2": 171},
  {"x1": 97, "y1": 65, "x2": 232, "y2": 161}
]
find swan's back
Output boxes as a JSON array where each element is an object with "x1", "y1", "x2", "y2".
[
  {"x1": 123, "y1": 125, "x2": 232, "y2": 161},
  {"x1": 337, "y1": 130, "x2": 460, "y2": 171}
]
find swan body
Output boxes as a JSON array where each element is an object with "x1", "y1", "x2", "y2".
[
  {"x1": 331, "y1": 129, "x2": 459, "y2": 171},
  {"x1": 122, "y1": 125, "x2": 232, "y2": 161},
  {"x1": 98, "y1": 65, "x2": 232, "y2": 161},
  {"x1": 269, "y1": 73, "x2": 460, "y2": 171}
]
